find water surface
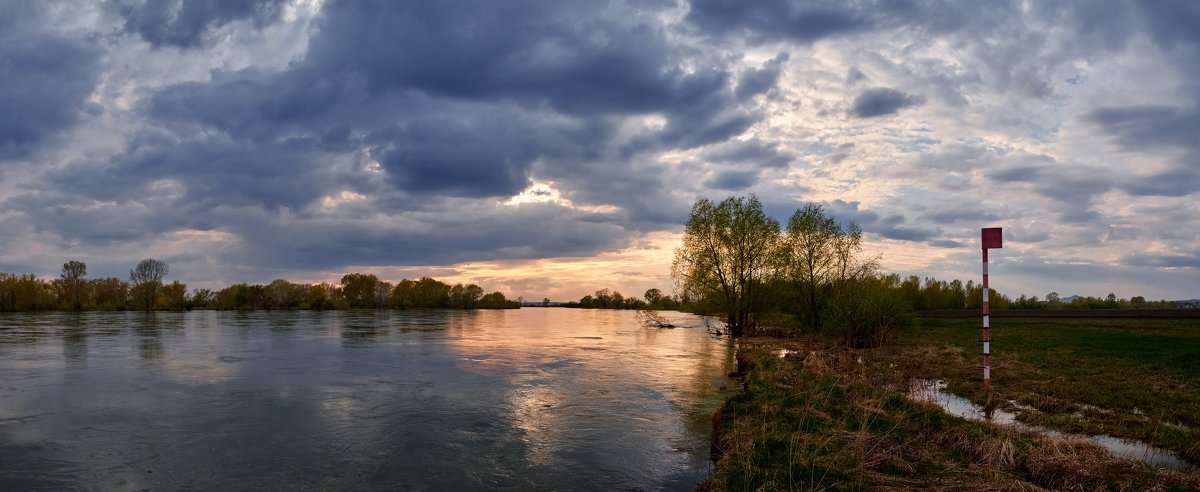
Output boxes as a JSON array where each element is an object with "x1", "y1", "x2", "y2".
[{"x1": 0, "y1": 309, "x2": 733, "y2": 490}]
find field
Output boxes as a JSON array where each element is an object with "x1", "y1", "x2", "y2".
[
  {"x1": 903, "y1": 317, "x2": 1200, "y2": 463},
  {"x1": 702, "y1": 316, "x2": 1200, "y2": 490}
]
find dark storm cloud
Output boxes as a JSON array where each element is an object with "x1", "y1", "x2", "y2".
[
  {"x1": 736, "y1": 53, "x2": 789, "y2": 99},
  {"x1": 975, "y1": 152, "x2": 1117, "y2": 222},
  {"x1": 0, "y1": 4, "x2": 100, "y2": 161},
  {"x1": 117, "y1": 0, "x2": 766, "y2": 204},
  {"x1": 1087, "y1": 104, "x2": 1200, "y2": 196},
  {"x1": 1090, "y1": 105, "x2": 1200, "y2": 152},
  {"x1": 1122, "y1": 252, "x2": 1200, "y2": 269},
  {"x1": 986, "y1": 165, "x2": 1045, "y2": 183},
  {"x1": 1135, "y1": 0, "x2": 1200, "y2": 49},
  {"x1": 850, "y1": 88, "x2": 922, "y2": 118},
  {"x1": 1079, "y1": 3, "x2": 1200, "y2": 201},
  {"x1": 107, "y1": 0, "x2": 288, "y2": 48},
  {"x1": 701, "y1": 138, "x2": 793, "y2": 169},
  {"x1": 1117, "y1": 166, "x2": 1200, "y2": 198},
  {"x1": 27, "y1": 0, "x2": 782, "y2": 271},
  {"x1": 920, "y1": 206, "x2": 1000, "y2": 225},
  {"x1": 1031, "y1": 174, "x2": 1112, "y2": 223},
  {"x1": 927, "y1": 239, "x2": 964, "y2": 248},
  {"x1": 306, "y1": 0, "x2": 744, "y2": 120},
  {"x1": 4, "y1": 191, "x2": 177, "y2": 245},
  {"x1": 704, "y1": 170, "x2": 759, "y2": 190},
  {"x1": 845, "y1": 67, "x2": 867, "y2": 85},
  {"x1": 51, "y1": 131, "x2": 339, "y2": 210},
  {"x1": 220, "y1": 203, "x2": 631, "y2": 270},
  {"x1": 687, "y1": 0, "x2": 878, "y2": 44}
]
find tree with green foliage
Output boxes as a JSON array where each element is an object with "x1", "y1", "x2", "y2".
[
  {"x1": 129, "y1": 258, "x2": 168, "y2": 311},
  {"x1": 0, "y1": 273, "x2": 56, "y2": 311},
  {"x1": 782, "y1": 203, "x2": 845, "y2": 331},
  {"x1": 303, "y1": 282, "x2": 337, "y2": 310},
  {"x1": 479, "y1": 291, "x2": 519, "y2": 309},
  {"x1": 90, "y1": 277, "x2": 129, "y2": 310},
  {"x1": 340, "y1": 273, "x2": 381, "y2": 308},
  {"x1": 190, "y1": 288, "x2": 215, "y2": 308},
  {"x1": 643, "y1": 288, "x2": 663, "y2": 305},
  {"x1": 59, "y1": 260, "x2": 88, "y2": 311},
  {"x1": 672, "y1": 195, "x2": 781, "y2": 337},
  {"x1": 265, "y1": 279, "x2": 303, "y2": 309},
  {"x1": 414, "y1": 277, "x2": 451, "y2": 308},
  {"x1": 449, "y1": 283, "x2": 484, "y2": 309},
  {"x1": 160, "y1": 281, "x2": 188, "y2": 311}
]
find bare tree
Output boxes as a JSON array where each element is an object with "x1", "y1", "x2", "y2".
[{"x1": 130, "y1": 258, "x2": 168, "y2": 311}]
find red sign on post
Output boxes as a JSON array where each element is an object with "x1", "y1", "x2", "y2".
[{"x1": 982, "y1": 227, "x2": 1003, "y2": 249}]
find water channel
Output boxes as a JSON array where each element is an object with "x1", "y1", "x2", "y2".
[
  {"x1": 909, "y1": 379, "x2": 1194, "y2": 470},
  {"x1": 0, "y1": 309, "x2": 734, "y2": 490}
]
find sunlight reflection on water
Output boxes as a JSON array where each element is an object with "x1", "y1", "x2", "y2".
[{"x1": 0, "y1": 309, "x2": 733, "y2": 490}]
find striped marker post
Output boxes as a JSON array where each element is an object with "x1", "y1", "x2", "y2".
[{"x1": 981, "y1": 227, "x2": 1003, "y2": 388}]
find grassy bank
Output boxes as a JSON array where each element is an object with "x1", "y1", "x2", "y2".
[{"x1": 703, "y1": 319, "x2": 1200, "y2": 490}]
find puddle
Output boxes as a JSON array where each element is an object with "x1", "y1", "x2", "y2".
[
  {"x1": 908, "y1": 379, "x2": 1194, "y2": 470},
  {"x1": 909, "y1": 379, "x2": 1018, "y2": 425}
]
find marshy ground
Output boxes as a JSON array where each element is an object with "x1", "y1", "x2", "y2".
[{"x1": 702, "y1": 317, "x2": 1200, "y2": 490}]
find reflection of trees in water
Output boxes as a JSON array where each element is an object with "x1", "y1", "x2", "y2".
[
  {"x1": 266, "y1": 311, "x2": 298, "y2": 333},
  {"x1": 137, "y1": 320, "x2": 163, "y2": 360},
  {"x1": 333, "y1": 309, "x2": 475, "y2": 347},
  {"x1": 340, "y1": 310, "x2": 389, "y2": 346},
  {"x1": 398, "y1": 309, "x2": 461, "y2": 332},
  {"x1": 62, "y1": 314, "x2": 88, "y2": 368},
  {"x1": 133, "y1": 312, "x2": 184, "y2": 360}
]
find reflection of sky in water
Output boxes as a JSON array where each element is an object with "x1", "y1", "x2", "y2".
[{"x1": 0, "y1": 309, "x2": 733, "y2": 489}]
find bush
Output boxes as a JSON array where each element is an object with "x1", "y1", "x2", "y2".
[{"x1": 826, "y1": 275, "x2": 915, "y2": 348}]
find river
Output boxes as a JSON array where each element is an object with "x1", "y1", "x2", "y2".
[{"x1": 0, "y1": 309, "x2": 734, "y2": 490}]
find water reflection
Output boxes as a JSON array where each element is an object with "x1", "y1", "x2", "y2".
[
  {"x1": 0, "y1": 309, "x2": 732, "y2": 490},
  {"x1": 910, "y1": 379, "x2": 1194, "y2": 470}
]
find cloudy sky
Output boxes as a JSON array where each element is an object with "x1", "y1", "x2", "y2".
[{"x1": 2, "y1": 0, "x2": 1198, "y2": 301}]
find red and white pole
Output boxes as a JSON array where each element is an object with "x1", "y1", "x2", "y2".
[
  {"x1": 981, "y1": 227, "x2": 1002, "y2": 389},
  {"x1": 982, "y1": 247, "x2": 991, "y2": 387}
]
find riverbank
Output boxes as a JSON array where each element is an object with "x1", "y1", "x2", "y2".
[{"x1": 702, "y1": 319, "x2": 1200, "y2": 490}]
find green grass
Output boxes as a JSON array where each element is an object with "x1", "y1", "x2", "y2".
[
  {"x1": 895, "y1": 317, "x2": 1200, "y2": 463},
  {"x1": 702, "y1": 345, "x2": 1200, "y2": 491}
]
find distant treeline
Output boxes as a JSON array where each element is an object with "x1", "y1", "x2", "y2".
[
  {"x1": 561, "y1": 278, "x2": 1181, "y2": 315},
  {"x1": 0, "y1": 260, "x2": 518, "y2": 312},
  {"x1": 895, "y1": 276, "x2": 1181, "y2": 311},
  {"x1": 563, "y1": 288, "x2": 681, "y2": 310}
]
